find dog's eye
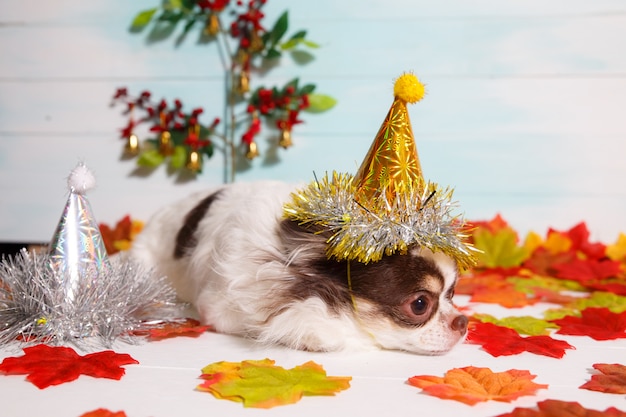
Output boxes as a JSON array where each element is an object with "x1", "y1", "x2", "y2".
[
  {"x1": 411, "y1": 296, "x2": 429, "y2": 315},
  {"x1": 446, "y1": 287, "x2": 455, "y2": 300},
  {"x1": 401, "y1": 292, "x2": 435, "y2": 324}
]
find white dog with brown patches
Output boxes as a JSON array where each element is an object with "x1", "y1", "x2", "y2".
[{"x1": 130, "y1": 180, "x2": 468, "y2": 354}]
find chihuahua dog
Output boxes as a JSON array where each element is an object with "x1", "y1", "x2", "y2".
[{"x1": 130, "y1": 180, "x2": 468, "y2": 354}]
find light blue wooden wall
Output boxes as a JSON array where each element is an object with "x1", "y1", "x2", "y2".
[{"x1": 1, "y1": 0, "x2": 625, "y2": 243}]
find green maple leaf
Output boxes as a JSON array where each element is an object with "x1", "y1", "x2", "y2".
[
  {"x1": 197, "y1": 359, "x2": 351, "y2": 408},
  {"x1": 508, "y1": 275, "x2": 585, "y2": 294},
  {"x1": 569, "y1": 292, "x2": 626, "y2": 313},
  {"x1": 543, "y1": 308, "x2": 580, "y2": 321},
  {"x1": 542, "y1": 293, "x2": 626, "y2": 322},
  {"x1": 473, "y1": 227, "x2": 530, "y2": 268},
  {"x1": 473, "y1": 314, "x2": 558, "y2": 336}
]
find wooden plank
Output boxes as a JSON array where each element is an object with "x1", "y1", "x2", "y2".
[
  {"x1": 2, "y1": 13, "x2": 625, "y2": 79},
  {"x1": 2, "y1": 0, "x2": 624, "y2": 22},
  {"x1": 2, "y1": 77, "x2": 625, "y2": 136}
]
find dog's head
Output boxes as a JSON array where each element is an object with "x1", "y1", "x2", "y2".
[
  {"x1": 280, "y1": 220, "x2": 468, "y2": 355},
  {"x1": 347, "y1": 247, "x2": 467, "y2": 355}
]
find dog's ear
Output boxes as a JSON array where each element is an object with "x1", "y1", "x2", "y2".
[
  {"x1": 279, "y1": 220, "x2": 330, "y2": 252},
  {"x1": 275, "y1": 219, "x2": 353, "y2": 314}
]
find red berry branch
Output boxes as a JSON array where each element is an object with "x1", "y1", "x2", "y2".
[
  {"x1": 111, "y1": 88, "x2": 220, "y2": 172},
  {"x1": 241, "y1": 79, "x2": 312, "y2": 157},
  {"x1": 114, "y1": 0, "x2": 335, "y2": 180}
]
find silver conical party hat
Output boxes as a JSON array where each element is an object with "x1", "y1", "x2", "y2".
[{"x1": 48, "y1": 163, "x2": 110, "y2": 303}]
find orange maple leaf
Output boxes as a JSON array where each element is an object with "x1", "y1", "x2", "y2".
[
  {"x1": 457, "y1": 270, "x2": 540, "y2": 308},
  {"x1": 134, "y1": 318, "x2": 212, "y2": 341},
  {"x1": 580, "y1": 363, "x2": 626, "y2": 394},
  {"x1": 470, "y1": 285, "x2": 539, "y2": 308},
  {"x1": 455, "y1": 272, "x2": 508, "y2": 296},
  {"x1": 407, "y1": 366, "x2": 547, "y2": 405},
  {"x1": 99, "y1": 215, "x2": 144, "y2": 255}
]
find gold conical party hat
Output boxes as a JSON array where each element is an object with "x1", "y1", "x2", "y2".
[
  {"x1": 284, "y1": 72, "x2": 477, "y2": 268},
  {"x1": 353, "y1": 73, "x2": 426, "y2": 207}
]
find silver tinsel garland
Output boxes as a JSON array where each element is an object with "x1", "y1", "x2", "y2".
[{"x1": 0, "y1": 249, "x2": 183, "y2": 349}]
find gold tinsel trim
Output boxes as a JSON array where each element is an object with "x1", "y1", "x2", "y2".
[{"x1": 283, "y1": 172, "x2": 477, "y2": 269}]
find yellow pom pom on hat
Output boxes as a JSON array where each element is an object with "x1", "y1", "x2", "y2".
[
  {"x1": 393, "y1": 72, "x2": 426, "y2": 104},
  {"x1": 284, "y1": 72, "x2": 477, "y2": 268}
]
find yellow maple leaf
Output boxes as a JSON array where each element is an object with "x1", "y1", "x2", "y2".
[
  {"x1": 523, "y1": 231, "x2": 543, "y2": 255},
  {"x1": 543, "y1": 231, "x2": 572, "y2": 254},
  {"x1": 607, "y1": 233, "x2": 626, "y2": 261}
]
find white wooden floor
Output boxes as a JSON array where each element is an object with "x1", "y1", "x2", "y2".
[{"x1": 1, "y1": 296, "x2": 625, "y2": 417}]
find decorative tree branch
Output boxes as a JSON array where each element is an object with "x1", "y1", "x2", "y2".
[{"x1": 112, "y1": 0, "x2": 336, "y2": 182}]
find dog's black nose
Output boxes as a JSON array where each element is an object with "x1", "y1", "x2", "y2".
[{"x1": 451, "y1": 315, "x2": 468, "y2": 334}]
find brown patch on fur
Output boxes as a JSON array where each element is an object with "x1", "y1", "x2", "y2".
[
  {"x1": 173, "y1": 190, "x2": 223, "y2": 259},
  {"x1": 276, "y1": 219, "x2": 448, "y2": 328},
  {"x1": 274, "y1": 220, "x2": 353, "y2": 314}
]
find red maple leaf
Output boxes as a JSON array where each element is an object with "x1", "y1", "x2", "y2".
[
  {"x1": 586, "y1": 280, "x2": 626, "y2": 296},
  {"x1": 79, "y1": 410, "x2": 127, "y2": 417},
  {"x1": 561, "y1": 222, "x2": 607, "y2": 260},
  {"x1": 551, "y1": 308, "x2": 626, "y2": 340},
  {"x1": 580, "y1": 363, "x2": 626, "y2": 394},
  {"x1": 466, "y1": 214, "x2": 512, "y2": 236},
  {"x1": 467, "y1": 322, "x2": 574, "y2": 358},
  {"x1": 495, "y1": 399, "x2": 626, "y2": 417},
  {"x1": 552, "y1": 258, "x2": 622, "y2": 284},
  {"x1": 532, "y1": 287, "x2": 578, "y2": 305},
  {"x1": 0, "y1": 344, "x2": 138, "y2": 389},
  {"x1": 523, "y1": 246, "x2": 576, "y2": 277}
]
